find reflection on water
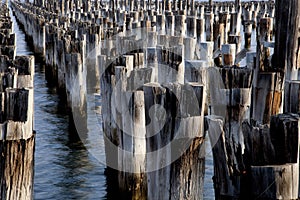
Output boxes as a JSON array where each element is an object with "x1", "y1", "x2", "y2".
[{"x1": 33, "y1": 75, "x2": 106, "y2": 200}]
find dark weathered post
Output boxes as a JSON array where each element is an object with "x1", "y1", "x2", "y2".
[
  {"x1": 284, "y1": 81, "x2": 300, "y2": 113},
  {"x1": 207, "y1": 67, "x2": 253, "y2": 199},
  {"x1": 251, "y1": 17, "x2": 281, "y2": 124},
  {"x1": 209, "y1": 0, "x2": 213, "y2": 12},
  {"x1": 235, "y1": 0, "x2": 240, "y2": 9},
  {"x1": 242, "y1": 114, "x2": 300, "y2": 199},
  {"x1": 205, "y1": 11, "x2": 214, "y2": 41},
  {"x1": 0, "y1": 5, "x2": 35, "y2": 199},
  {"x1": 274, "y1": 0, "x2": 300, "y2": 81}
]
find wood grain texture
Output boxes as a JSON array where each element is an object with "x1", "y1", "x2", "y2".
[
  {"x1": 0, "y1": 4, "x2": 35, "y2": 200},
  {"x1": 274, "y1": 0, "x2": 300, "y2": 80}
]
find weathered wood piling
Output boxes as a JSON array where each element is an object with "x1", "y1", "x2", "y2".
[
  {"x1": 10, "y1": 0, "x2": 300, "y2": 199},
  {"x1": 206, "y1": 0, "x2": 300, "y2": 199},
  {"x1": 0, "y1": 2, "x2": 35, "y2": 200},
  {"x1": 11, "y1": 0, "x2": 89, "y2": 133},
  {"x1": 242, "y1": 114, "x2": 300, "y2": 199}
]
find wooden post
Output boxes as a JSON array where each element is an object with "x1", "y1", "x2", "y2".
[
  {"x1": 132, "y1": 91, "x2": 147, "y2": 197},
  {"x1": 284, "y1": 81, "x2": 300, "y2": 113},
  {"x1": 184, "y1": 60, "x2": 208, "y2": 113},
  {"x1": 250, "y1": 164, "x2": 298, "y2": 199},
  {"x1": 205, "y1": 12, "x2": 214, "y2": 41},
  {"x1": 206, "y1": 115, "x2": 238, "y2": 199},
  {"x1": 274, "y1": 0, "x2": 300, "y2": 80},
  {"x1": 174, "y1": 15, "x2": 186, "y2": 36},
  {"x1": 251, "y1": 72, "x2": 283, "y2": 124},
  {"x1": 186, "y1": 16, "x2": 196, "y2": 38},
  {"x1": 0, "y1": 4, "x2": 35, "y2": 200},
  {"x1": 244, "y1": 21, "x2": 252, "y2": 49},
  {"x1": 242, "y1": 121, "x2": 274, "y2": 167},
  {"x1": 189, "y1": 0, "x2": 195, "y2": 15},
  {"x1": 146, "y1": 47, "x2": 158, "y2": 82},
  {"x1": 155, "y1": 0, "x2": 159, "y2": 12},
  {"x1": 209, "y1": 0, "x2": 213, "y2": 12},
  {"x1": 198, "y1": 5, "x2": 204, "y2": 19},
  {"x1": 200, "y1": 42, "x2": 214, "y2": 66},
  {"x1": 257, "y1": 17, "x2": 273, "y2": 72},
  {"x1": 183, "y1": 37, "x2": 196, "y2": 60},
  {"x1": 165, "y1": 14, "x2": 174, "y2": 36},
  {"x1": 173, "y1": 0, "x2": 177, "y2": 11},
  {"x1": 144, "y1": 82, "x2": 206, "y2": 200},
  {"x1": 214, "y1": 15, "x2": 221, "y2": 50},
  {"x1": 269, "y1": 114, "x2": 300, "y2": 164},
  {"x1": 141, "y1": 0, "x2": 146, "y2": 10},
  {"x1": 129, "y1": 0, "x2": 134, "y2": 11},
  {"x1": 157, "y1": 45, "x2": 184, "y2": 84},
  {"x1": 178, "y1": 0, "x2": 182, "y2": 11},
  {"x1": 250, "y1": 16, "x2": 282, "y2": 124},
  {"x1": 184, "y1": 60, "x2": 208, "y2": 84},
  {"x1": 143, "y1": 83, "x2": 171, "y2": 200},
  {"x1": 230, "y1": 11, "x2": 241, "y2": 36},
  {"x1": 219, "y1": 12, "x2": 230, "y2": 45},
  {"x1": 228, "y1": 35, "x2": 241, "y2": 54},
  {"x1": 235, "y1": 0, "x2": 240, "y2": 10},
  {"x1": 242, "y1": 113, "x2": 300, "y2": 199},
  {"x1": 196, "y1": 18, "x2": 205, "y2": 43},
  {"x1": 118, "y1": 89, "x2": 147, "y2": 199},
  {"x1": 221, "y1": 44, "x2": 236, "y2": 66},
  {"x1": 208, "y1": 66, "x2": 253, "y2": 199}
]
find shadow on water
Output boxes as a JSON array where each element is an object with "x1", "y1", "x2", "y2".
[{"x1": 33, "y1": 66, "x2": 107, "y2": 200}]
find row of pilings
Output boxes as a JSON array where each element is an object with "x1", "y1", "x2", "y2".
[
  {"x1": 0, "y1": 2, "x2": 35, "y2": 200},
  {"x1": 10, "y1": 0, "x2": 300, "y2": 199}
]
